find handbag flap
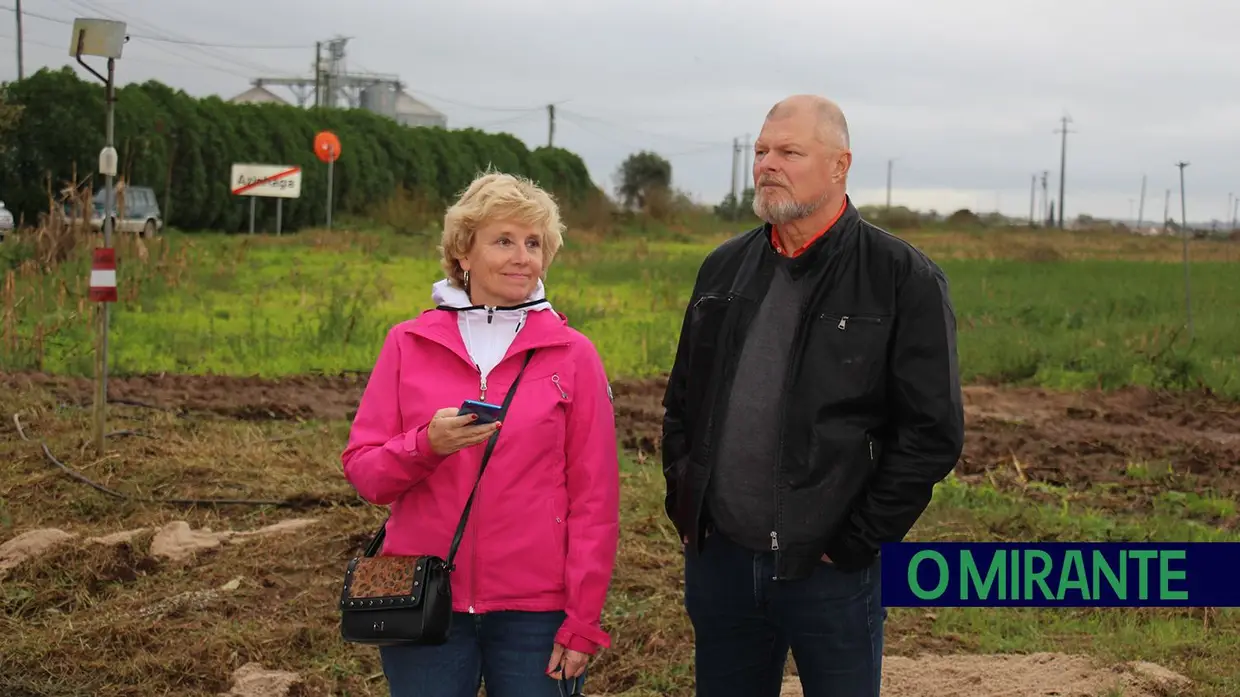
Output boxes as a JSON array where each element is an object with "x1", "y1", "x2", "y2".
[{"x1": 339, "y1": 555, "x2": 437, "y2": 611}]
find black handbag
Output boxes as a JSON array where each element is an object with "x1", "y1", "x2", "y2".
[{"x1": 339, "y1": 350, "x2": 534, "y2": 646}]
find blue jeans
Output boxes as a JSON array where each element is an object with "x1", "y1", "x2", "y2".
[
  {"x1": 378, "y1": 610, "x2": 586, "y2": 697},
  {"x1": 684, "y1": 532, "x2": 885, "y2": 697}
]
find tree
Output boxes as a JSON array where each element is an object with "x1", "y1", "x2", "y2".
[
  {"x1": 0, "y1": 99, "x2": 22, "y2": 157},
  {"x1": 0, "y1": 68, "x2": 598, "y2": 232},
  {"x1": 614, "y1": 151, "x2": 671, "y2": 210},
  {"x1": 0, "y1": 101, "x2": 20, "y2": 138},
  {"x1": 714, "y1": 186, "x2": 754, "y2": 222}
]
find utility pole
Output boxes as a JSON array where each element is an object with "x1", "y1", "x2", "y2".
[
  {"x1": 1136, "y1": 174, "x2": 1146, "y2": 231},
  {"x1": 313, "y1": 41, "x2": 321, "y2": 107},
  {"x1": 1232, "y1": 197, "x2": 1238, "y2": 232},
  {"x1": 14, "y1": 0, "x2": 22, "y2": 80},
  {"x1": 1041, "y1": 171, "x2": 1049, "y2": 224},
  {"x1": 742, "y1": 133, "x2": 751, "y2": 191},
  {"x1": 730, "y1": 137, "x2": 739, "y2": 201},
  {"x1": 1054, "y1": 114, "x2": 1073, "y2": 229},
  {"x1": 1029, "y1": 174, "x2": 1036, "y2": 226},
  {"x1": 885, "y1": 159, "x2": 893, "y2": 210},
  {"x1": 1163, "y1": 188, "x2": 1170, "y2": 234},
  {"x1": 546, "y1": 104, "x2": 555, "y2": 147},
  {"x1": 1175, "y1": 161, "x2": 1192, "y2": 341}
]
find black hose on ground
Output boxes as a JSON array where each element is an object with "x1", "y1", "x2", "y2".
[{"x1": 10, "y1": 412, "x2": 362, "y2": 510}]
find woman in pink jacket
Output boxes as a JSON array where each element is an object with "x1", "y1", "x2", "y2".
[{"x1": 341, "y1": 172, "x2": 620, "y2": 697}]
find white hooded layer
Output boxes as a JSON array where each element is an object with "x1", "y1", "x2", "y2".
[{"x1": 430, "y1": 278, "x2": 555, "y2": 396}]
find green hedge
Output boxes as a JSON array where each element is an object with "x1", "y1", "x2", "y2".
[{"x1": 0, "y1": 67, "x2": 595, "y2": 232}]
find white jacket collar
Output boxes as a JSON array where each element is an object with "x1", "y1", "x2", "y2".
[{"x1": 430, "y1": 277, "x2": 553, "y2": 314}]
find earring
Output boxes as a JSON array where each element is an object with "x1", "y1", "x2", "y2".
[{"x1": 463, "y1": 270, "x2": 470, "y2": 288}]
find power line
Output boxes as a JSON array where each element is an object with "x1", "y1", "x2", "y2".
[
  {"x1": 556, "y1": 110, "x2": 734, "y2": 160},
  {"x1": 409, "y1": 88, "x2": 550, "y2": 113},
  {"x1": 557, "y1": 108, "x2": 730, "y2": 148},
  {"x1": 58, "y1": 0, "x2": 299, "y2": 78},
  {"x1": 0, "y1": 4, "x2": 307, "y2": 49},
  {"x1": 459, "y1": 111, "x2": 543, "y2": 131},
  {"x1": 0, "y1": 31, "x2": 259, "y2": 80}
]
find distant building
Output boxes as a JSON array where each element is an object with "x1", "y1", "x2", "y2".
[
  {"x1": 394, "y1": 91, "x2": 447, "y2": 128},
  {"x1": 359, "y1": 83, "x2": 447, "y2": 128},
  {"x1": 226, "y1": 81, "x2": 446, "y2": 129},
  {"x1": 229, "y1": 85, "x2": 289, "y2": 105}
]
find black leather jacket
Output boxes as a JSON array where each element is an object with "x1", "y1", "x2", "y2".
[{"x1": 661, "y1": 200, "x2": 965, "y2": 579}]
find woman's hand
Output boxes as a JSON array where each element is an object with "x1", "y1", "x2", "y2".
[
  {"x1": 425, "y1": 407, "x2": 500, "y2": 456},
  {"x1": 547, "y1": 643, "x2": 589, "y2": 680}
]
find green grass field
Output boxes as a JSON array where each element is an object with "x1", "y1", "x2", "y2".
[{"x1": 4, "y1": 225, "x2": 1238, "y2": 397}]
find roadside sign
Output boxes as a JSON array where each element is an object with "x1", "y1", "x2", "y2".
[
  {"x1": 314, "y1": 131, "x2": 340, "y2": 229},
  {"x1": 230, "y1": 163, "x2": 303, "y2": 199},
  {"x1": 315, "y1": 131, "x2": 341, "y2": 163},
  {"x1": 231, "y1": 163, "x2": 301, "y2": 235}
]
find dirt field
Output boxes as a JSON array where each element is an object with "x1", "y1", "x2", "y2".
[
  {"x1": 3, "y1": 370, "x2": 1233, "y2": 696},
  {"x1": 9, "y1": 370, "x2": 1240, "y2": 515}
]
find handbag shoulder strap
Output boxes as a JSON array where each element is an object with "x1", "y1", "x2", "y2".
[{"x1": 361, "y1": 349, "x2": 535, "y2": 562}]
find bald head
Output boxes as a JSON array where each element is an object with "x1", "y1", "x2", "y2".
[
  {"x1": 751, "y1": 94, "x2": 853, "y2": 229},
  {"x1": 766, "y1": 95, "x2": 850, "y2": 150}
]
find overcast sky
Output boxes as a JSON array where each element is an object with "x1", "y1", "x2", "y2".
[{"x1": 3, "y1": 0, "x2": 1238, "y2": 224}]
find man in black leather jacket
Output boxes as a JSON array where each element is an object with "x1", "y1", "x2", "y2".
[{"x1": 661, "y1": 94, "x2": 965, "y2": 696}]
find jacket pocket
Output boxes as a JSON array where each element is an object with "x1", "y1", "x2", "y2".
[
  {"x1": 686, "y1": 294, "x2": 732, "y2": 369},
  {"x1": 509, "y1": 371, "x2": 569, "y2": 459},
  {"x1": 805, "y1": 313, "x2": 893, "y2": 403},
  {"x1": 547, "y1": 496, "x2": 567, "y2": 556},
  {"x1": 545, "y1": 496, "x2": 568, "y2": 590},
  {"x1": 669, "y1": 454, "x2": 692, "y2": 535}
]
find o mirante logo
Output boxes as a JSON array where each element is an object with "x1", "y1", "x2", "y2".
[{"x1": 880, "y1": 542, "x2": 1240, "y2": 608}]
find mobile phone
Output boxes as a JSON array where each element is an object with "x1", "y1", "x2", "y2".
[{"x1": 458, "y1": 399, "x2": 503, "y2": 425}]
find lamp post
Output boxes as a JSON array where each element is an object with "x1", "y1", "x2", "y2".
[{"x1": 69, "y1": 17, "x2": 127, "y2": 455}]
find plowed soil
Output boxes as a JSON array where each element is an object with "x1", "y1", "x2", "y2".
[
  {"x1": 2, "y1": 370, "x2": 1232, "y2": 696},
  {"x1": 6, "y1": 370, "x2": 1239, "y2": 510}
]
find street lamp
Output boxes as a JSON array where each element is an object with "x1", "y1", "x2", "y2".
[{"x1": 68, "y1": 17, "x2": 127, "y2": 455}]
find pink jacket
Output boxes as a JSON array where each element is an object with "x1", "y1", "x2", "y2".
[{"x1": 341, "y1": 288, "x2": 620, "y2": 655}]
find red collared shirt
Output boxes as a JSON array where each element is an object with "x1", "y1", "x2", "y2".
[{"x1": 770, "y1": 199, "x2": 847, "y2": 257}]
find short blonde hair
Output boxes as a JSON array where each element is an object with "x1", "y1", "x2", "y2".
[{"x1": 439, "y1": 171, "x2": 566, "y2": 289}]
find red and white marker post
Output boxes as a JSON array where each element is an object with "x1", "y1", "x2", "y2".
[
  {"x1": 89, "y1": 247, "x2": 117, "y2": 302},
  {"x1": 90, "y1": 246, "x2": 116, "y2": 453}
]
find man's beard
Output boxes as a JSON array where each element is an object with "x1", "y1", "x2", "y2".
[{"x1": 752, "y1": 186, "x2": 830, "y2": 225}]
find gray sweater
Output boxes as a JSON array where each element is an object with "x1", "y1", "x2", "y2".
[{"x1": 704, "y1": 261, "x2": 807, "y2": 552}]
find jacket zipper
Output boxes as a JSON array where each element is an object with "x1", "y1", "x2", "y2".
[
  {"x1": 420, "y1": 325, "x2": 571, "y2": 613},
  {"x1": 468, "y1": 359, "x2": 488, "y2": 612},
  {"x1": 695, "y1": 295, "x2": 734, "y2": 546},
  {"x1": 469, "y1": 474, "x2": 481, "y2": 613},
  {"x1": 828, "y1": 314, "x2": 884, "y2": 331},
  {"x1": 771, "y1": 322, "x2": 798, "y2": 571},
  {"x1": 770, "y1": 284, "x2": 816, "y2": 574}
]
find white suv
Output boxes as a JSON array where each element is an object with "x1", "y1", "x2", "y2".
[{"x1": 0, "y1": 200, "x2": 12, "y2": 241}]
